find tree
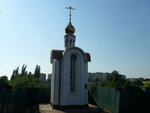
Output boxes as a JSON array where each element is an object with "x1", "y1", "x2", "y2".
[
  {"x1": 10, "y1": 64, "x2": 50, "y2": 89},
  {"x1": 10, "y1": 64, "x2": 28, "y2": 80},
  {"x1": 0, "y1": 76, "x2": 10, "y2": 89},
  {"x1": 125, "y1": 79, "x2": 132, "y2": 87},
  {"x1": 20, "y1": 64, "x2": 27, "y2": 76},
  {"x1": 34, "y1": 65, "x2": 41, "y2": 78},
  {"x1": 132, "y1": 78, "x2": 144, "y2": 87},
  {"x1": 11, "y1": 67, "x2": 19, "y2": 81},
  {"x1": 10, "y1": 64, "x2": 34, "y2": 89},
  {"x1": 11, "y1": 75, "x2": 37, "y2": 89},
  {"x1": 106, "y1": 70, "x2": 126, "y2": 88}
]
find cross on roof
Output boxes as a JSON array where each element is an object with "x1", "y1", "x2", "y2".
[{"x1": 66, "y1": 6, "x2": 75, "y2": 21}]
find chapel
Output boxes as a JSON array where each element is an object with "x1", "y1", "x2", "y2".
[{"x1": 50, "y1": 7, "x2": 91, "y2": 109}]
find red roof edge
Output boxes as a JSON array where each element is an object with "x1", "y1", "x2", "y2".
[
  {"x1": 51, "y1": 50, "x2": 63, "y2": 62},
  {"x1": 85, "y1": 53, "x2": 91, "y2": 62}
]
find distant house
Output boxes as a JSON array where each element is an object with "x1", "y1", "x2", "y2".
[
  {"x1": 47, "y1": 74, "x2": 52, "y2": 81},
  {"x1": 88, "y1": 72, "x2": 109, "y2": 82},
  {"x1": 39, "y1": 73, "x2": 46, "y2": 81}
]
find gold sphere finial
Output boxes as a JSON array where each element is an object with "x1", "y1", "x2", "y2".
[{"x1": 65, "y1": 21, "x2": 75, "y2": 35}]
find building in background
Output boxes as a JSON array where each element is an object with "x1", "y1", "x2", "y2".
[
  {"x1": 88, "y1": 72, "x2": 109, "y2": 82},
  {"x1": 47, "y1": 74, "x2": 52, "y2": 81},
  {"x1": 39, "y1": 73, "x2": 46, "y2": 81}
]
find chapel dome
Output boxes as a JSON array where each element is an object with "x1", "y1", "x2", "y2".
[{"x1": 65, "y1": 21, "x2": 75, "y2": 35}]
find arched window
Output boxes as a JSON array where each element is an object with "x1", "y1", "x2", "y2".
[{"x1": 70, "y1": 54, "x2": 77, "y2": 92}]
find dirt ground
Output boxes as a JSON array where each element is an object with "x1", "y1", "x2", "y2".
[{"x1": 37, "y1": 104, "x2": 109, "y2": 113}]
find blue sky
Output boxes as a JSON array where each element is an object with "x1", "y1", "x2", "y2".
[{"x1": 0, "y1": 0, "x2": 150, "y2": 79}]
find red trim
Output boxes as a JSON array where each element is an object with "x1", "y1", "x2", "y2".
[
  {"x1": 85, "y1": 53, "x2": 91, "y2": 62},
  {"x1": 51, "y1": 50, "x2": 91, "y2": 62},
  {"x1": 51, "y1": 50, "x2": 63, "y2": 60}
]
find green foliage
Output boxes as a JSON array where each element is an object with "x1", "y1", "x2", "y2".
[
  {"x1": 11, "y1": 67, "x2": 19, "y2": 80},
  {"x1": 21, "y1": 64, "x2": 28, "y2": 76},
  {"x1": 10, "y1": 64, "x2": 50, "y2": 90},
  {"x1": 125, "y1": 79, "x2": 132, "y2": 88},
  {"x1": 103, "y1": 71, "x2": 144, "y2": 89},
  {"x1": 105, "y1": 70, "x2": 126, "y2": 88},
  {"x1": 88, "y1": 82, "x2": 99, "y2": 88},
  {"x1": 0, "y1": 76, "x2": 10, "y2": 88},
  {"x1": 132, "y1": 78, "x2": 144, "y2": 87},
  {"x1": 34, "y1": 65, "x2": 41, "y2": 78},
  {"x1": 11, "y1": 64, "x2": 28, "y2": 80},
  {"x1": 11, "y1": 75, "x2": 36, "y2": 89},
  {"x1": 144, "y1": 81, "x2": 150, "y2": 88}
]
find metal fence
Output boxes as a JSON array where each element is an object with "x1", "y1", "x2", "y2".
[
  {"x1": 89, "y1": 86, "x2": 120, "y2": 113},
  {"x1": 0, "y1": 88, "x2": 50, "y2": 113},
  {"x1": 0, "y1": 88, "x2": 26, "y2": 113},
  {"x1": 89, "y1": 86, "x2": 150, "y2": 113}
]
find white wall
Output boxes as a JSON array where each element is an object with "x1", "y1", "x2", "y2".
[
  {"x1": 51, "y1": 47, "x2": 89, "y2": 107},
  {"x1": 60, "y1": 48, "x2": 88, "y2": 106}
]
